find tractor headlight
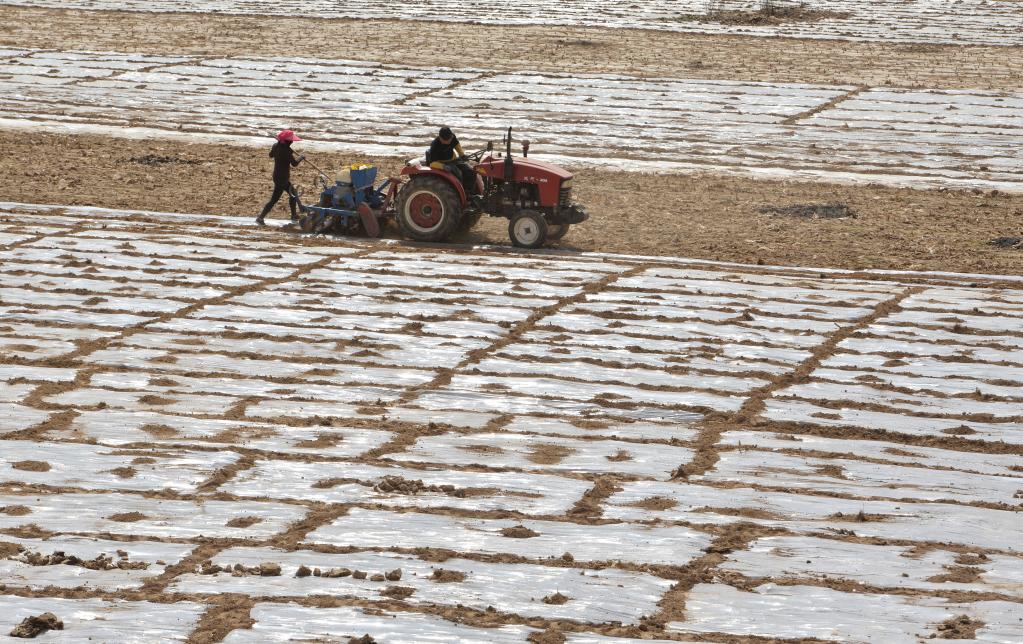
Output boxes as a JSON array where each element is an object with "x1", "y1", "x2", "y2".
[{"x1": 561, "y1": 179, "x2": 572, "y2": 190}]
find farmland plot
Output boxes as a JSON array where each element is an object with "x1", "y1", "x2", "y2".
[
  {"x1": 0, "y1": 201, "x2": 1021, "y2": 641},
  {"x1": 2, "y1": 0, "x2": 1021, "y2": 46},
  {"x1": 0, "y1": 50, "x2": 1020, "y2": 191}
]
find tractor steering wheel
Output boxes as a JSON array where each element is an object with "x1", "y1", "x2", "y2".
[{"x1": 463, "y1": 148, "x2": 488, "y2": 163}]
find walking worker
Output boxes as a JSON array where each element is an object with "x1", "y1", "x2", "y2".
[
  {"x1": 428, "y1": 126, "x2": 475, "y2": 196},
  {"x1": 256, "y1": 129, "x2": 305, "y2": 226}
]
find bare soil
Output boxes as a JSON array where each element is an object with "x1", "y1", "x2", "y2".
[
  {"x1": 4, "y1": 132, "x2": 1023, "y2": 275},
  {"x1": 0, "y1": 7, "x2": 1021, "y2": 90}
]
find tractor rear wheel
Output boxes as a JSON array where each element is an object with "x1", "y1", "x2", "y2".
[
  {"x1": 509, "y1": 210, "x2": 548, "y2": 249},
  {"x1": 547, "y1": 223, "x2": 570, "y2": 241},
  {"x1": 395, "y1": 176, "x2": 462, "y2": 242}
]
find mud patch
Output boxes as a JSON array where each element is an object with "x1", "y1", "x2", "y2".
[
  {"x1": 758, "y1": 203, "x2": 855, "y2": 219},
  {"x1": 500, "y1": 525, "x2": 540, "y2": 539},
  {"x1": 141, "y1": 424, "x2": 179, "y2": 438},
  {"x1": 989, "y1": 236, "x2": 1023, "y2": 249},
  {"x1": 11, "y1": 461, "x2": 50, "y2": 472},
  {"x1": 926, "y1": 566, "x2": 984, "y2": 583},
  {"x1": 1, "y1": 505, "x2": 31, "y2": 516},
  {"x1": 129, "y1": 154, "x2": 202, "y2": 167},
  {"x1": 676, "y1": 3, "x2": 852, "y2": 26},
  {"x1": 525, "y1": 443, "x2": 574, "y2": 465}
]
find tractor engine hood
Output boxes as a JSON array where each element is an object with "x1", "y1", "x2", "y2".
[{"x1": 476, "y1": 154, "x2": 573, "y2": 184}]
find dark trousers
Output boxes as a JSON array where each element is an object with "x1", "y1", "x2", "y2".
[
  {"x1": 260, "y1": 182, "x2": 300, "y2": 218},
  {"x1": 445, "y1": 162, "x2": 477, "y2": 196}
]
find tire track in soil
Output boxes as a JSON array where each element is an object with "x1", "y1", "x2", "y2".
[
  {"x1": 780, "y1": 85, "x2": 869, "y2": 126},
  {"x1": 391, "y1": 70, "x2": 498, "y2": 107},
  {"x1": 673, "y1": 285, "x2": 924, "y2": 480}
]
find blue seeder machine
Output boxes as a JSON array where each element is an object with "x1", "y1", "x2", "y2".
[{"x1": 298, "y1": 165, "x2": 397, "y2": 237}]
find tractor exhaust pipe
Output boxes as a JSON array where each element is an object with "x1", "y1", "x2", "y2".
[{"x1": 504, "y1": 127, "x2": 514, "y2": 181}]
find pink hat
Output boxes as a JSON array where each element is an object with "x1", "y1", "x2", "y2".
[{"x1": 276, "y1": 129, "x2": 301, "y2": 143}]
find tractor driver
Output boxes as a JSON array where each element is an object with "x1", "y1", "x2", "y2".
[{"x1": 428, "y1": 126, "x2": 477, "y2": 198}]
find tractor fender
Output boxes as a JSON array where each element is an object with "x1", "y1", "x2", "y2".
[{"x1": 399, "y1": 166, "x2": 467, "y2": 206}]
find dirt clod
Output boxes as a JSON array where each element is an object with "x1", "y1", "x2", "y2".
[
  {"x1": 501, "y1": 525, "x2": 540, "y2": 539},
  {"x1": 628, "y1": 496, "x2": 677, "y2": 511},
  {"x1": 379, "y1": 585, "x2": 414, "y2": 599},
  {"x1": 542, "y1": 591, "x2": 570, "y2": 605},
  {"x1": 430, "y1": 568, "x2": 467, "y2": 583},
  {"x1": 935, "y1": 614, "x2": 984, "y2": 639},
  {"x1": 9, "y1": 613, "x2": 63, "y2": 638},
  {"x1": 106, "y1": 512, "x2": 147, "y2": 522},
  {"x1": 226, "y1": 516, "x2": 263, "y2": 528}
]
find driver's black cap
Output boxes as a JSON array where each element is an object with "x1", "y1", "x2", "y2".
[{"x1": 439, "y1": 126, "x2": 454, "y2": 139}]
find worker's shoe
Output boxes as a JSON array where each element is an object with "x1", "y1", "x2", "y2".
[{"x1": 255, "y1": 214, "x2": 266, "y2": 226}]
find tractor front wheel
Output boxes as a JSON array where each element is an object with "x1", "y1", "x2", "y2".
[
  {"x1": 509, "y1": 210, "x2": 548, "y2": 249},
  {"x1": 395, "y1": 177, "x2": 462, "y2": 242}
]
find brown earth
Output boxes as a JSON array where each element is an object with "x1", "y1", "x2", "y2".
[
  {"x1": 4, "y1": 131, "x2": 1023, "y2": 275},
  {"x1": 1, "y1": 7, "x2": 1021, "y2": 90}
]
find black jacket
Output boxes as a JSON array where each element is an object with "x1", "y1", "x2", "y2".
[
  {"x1": 270, "y1": 142, "x2": 300, "y2": 185},
  {"x1": 428, "y1": 135, "x2": 462, "y2": 166}
]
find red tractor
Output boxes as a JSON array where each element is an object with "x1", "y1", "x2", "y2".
[{"x1": 394, "y1": 128, "x2": 588, "y2": 248}]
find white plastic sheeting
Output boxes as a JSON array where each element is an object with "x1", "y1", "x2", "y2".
[
  {"x1": 606, "y1": 481, "x2": 1023, "y2": 553},
  {"x1": 0, "y1": 535, "x2": 194, "y2": 590},
  {"x1": 173, "y1": 547, "x2": 673, "y2": 623},
  {"x1": 222, "y1": 460, "x2": 593, "y2": 515},
  {"x1": 67, "y1": 409, "x2": 396, "y2": 456},
  {"x1": 223, "y1": 603, "x2": 537, "y2": 643},
  {"x1": 671, "y1": 583, "x2": 1023, "y2": 642},
  {"x1": 393, "y1": 431, "x2": 694, "y2": 479},
  {"x1": 0, "y1": 440, "x2": 239, "y2": 493},
  {"x1": 0, "y1": 596, "x2": 203, "y2": 643},
  {"x1": 699, "y1": 449, "x2": 1023, "y2": 505},
  {"x1": 0, "y1": 493, "x2": 307, "y2": 539},
  {"x1": 306, "y1": 507, "x2": 713, "y2": 566},
  {"x1": 724, "y1": 535, "x2": 1023, "y2": 598}
]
